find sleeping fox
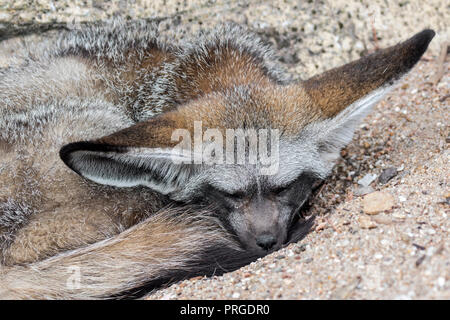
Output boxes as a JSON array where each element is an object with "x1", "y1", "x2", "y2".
[{"x1": 0, "y1": 20, "x2": 434, "y2": 299}]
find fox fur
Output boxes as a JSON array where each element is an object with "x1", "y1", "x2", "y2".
[{"x1": 0, "y1": 19, "x2": 434, "y2": 299}]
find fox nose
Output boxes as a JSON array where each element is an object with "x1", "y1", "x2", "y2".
[{"x1": 256, "y1": 234, "x2": 277, "y2": 251}]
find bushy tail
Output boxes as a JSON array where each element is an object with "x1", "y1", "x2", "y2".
[{"x1": 0, "y1": 208, "x2": 258, "y2": 299}]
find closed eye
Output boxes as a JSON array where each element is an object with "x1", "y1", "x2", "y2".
[
  {"x1": 227, "y1": 191, "x2": 247, "y2": 199},
  {"x1": 271, "y1": 172, "x2": 322, "y2": 196},
  {"x1": 272, "y1": 179, "x2": 298, "y2": 196},
  {"x1": 273, "y1": 185, "x2": 290, "y2": 195}
]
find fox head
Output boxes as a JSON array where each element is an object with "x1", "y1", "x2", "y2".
[{"x1": 61, "y1": 30, "x2": 434, "y2": 255}]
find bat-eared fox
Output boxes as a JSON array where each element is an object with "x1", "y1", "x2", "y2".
[{"x1": 0, "y1": 19, "x2": 434, "y2": 299}]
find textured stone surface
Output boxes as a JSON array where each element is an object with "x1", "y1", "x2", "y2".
[
  {"x1": 0, "y1": 0, "x2": 448, "y2": 77},
  {"x1": 363, "y1": 191, "x2": 395, "y2": 215},
  {"x1": 378, "y1": 167, "x2": 398, "y2": 185}
]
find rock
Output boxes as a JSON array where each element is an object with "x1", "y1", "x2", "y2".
[
  {"x1": 294, "y1": 244, "x2": 307, "y2": 253},
  {"x1": 413, "y1": 243, "x2": 426, "y2": 250},
  {"x1": 392, "y1": 212, "x2": 406, "y2": 219},
  {"x1": 354, "y1": 185, "x2": 375, "y2": 196},
  {"x1": 303, "y1": 257, "x2": 313, "y2": 264},
  {"x1": 362, "y1": 191, "x2": 395, "y2": 215},
  {"x1": 371, "y1": 215, "x2": 393, "y2": 225},
  {"x1": 358, "y1": 173, "x2": 378, "y2": 187},
  {"x1": 358, "y1": 215, "x2": 377, "y2": 229},
  {"x1": 231, "y1": 292, "x2": 240, "y2": 299},
  {"x1": 415, "y1": 255, "x2": 426, "y2": 267},
  {"x1": 378, "y1": 167, "x2": 398, "y2": 184},
  {"x1": 400, "y1": 233, "x2": 411, "y2": 243},
  {"x1": 444, "y1": 192, "x2": 450, "y2": 204},
  {"x1": 160, "y1": 293, "x2": 177, "y2": 300},
  {"x1": 331, "y1": 285, "x2": 354, "y2": 299}
]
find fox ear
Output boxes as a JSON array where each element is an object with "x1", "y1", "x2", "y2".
[
  {"x1": 301, "y1": 29, "x2": 435, "y2": 160},
  {"x1": 60, "y1": 117, "x2": 194, "y2": 194}
]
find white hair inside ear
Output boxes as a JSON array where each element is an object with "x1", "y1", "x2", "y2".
[{"x1": 306, "y1": 84, "x2": 395, "y2": 162}]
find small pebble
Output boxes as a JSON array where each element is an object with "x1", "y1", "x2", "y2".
[
  {"x1": 363, "y1": 191, "x2": 395, "y2": 215},
  {"x1": 392, "y1": 212, "x2": 407, "y2": 219},
  {"x1": 413, "y1": 243, "x2": 426, "y2": 250},
  {"x1": 354, "y1": 185, "x2": 375, "y2": 196},
  {"x1": 400, "y1": 233, "x2": 411, "y2": 243},
  {"x1": 358, "y1": 215, "x2": 377, "y2": 229},
  {"x1": 295, "y1": 244, "x2": 307, "y2": 253},
  {"x1": 303, "y1": 257, "x2": 313, "y2": 264},
  {"x1": 415, "y1": 255, "x2": 426, "y2": 267},
  {"x1": 378, "y1": 167, "x2": 398, "y2": 184},
  {"x1": 358, "y1": 173, "x2": 378, "y2": 187},
  {"x1": 371, "y1": 215, "x2": 393, "y2": 225}
]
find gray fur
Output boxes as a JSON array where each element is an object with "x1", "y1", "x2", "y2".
[{"x1": 0, "y1": 199, "x2": 35, "y2": 250}]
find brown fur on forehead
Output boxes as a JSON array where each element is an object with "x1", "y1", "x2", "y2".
[
  {"x1": 303, "y1": 29, "x2": 435, "y2": 118},
  {"x1": 100, "y1": 46, "x2": 177, "y2": 85},
  {"x1": 173, "y1": 46, "x2": 274, "y2": 102},
  {"x1": 177, "y1": 84, "x2": 322, "y2": 134},
  {"x1": 94, "y1": 83, "x2": 324, "y2": 148}
]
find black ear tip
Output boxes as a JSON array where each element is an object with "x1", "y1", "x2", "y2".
[
  {"x1": 60, "y1": 143, "x2": 77, "y2": 166},
  {"x1": 59, "y1": 142, "x2": 91, "y2": 173},
  {"x1": 419, "y1": 29, "x2": 435, "y2": 42},
  {"x1": 400, "y1": 29, "x2": 435, "y2": 70},
  {"x1": 412, "y1": 29, "x2": 436, "y2": 50},
  {"x1": 60, "y1": 141, "x2": 127, "y2": 168},
  {"x1": 421, "y1": 29, "x2": 436, "y2": 40}
]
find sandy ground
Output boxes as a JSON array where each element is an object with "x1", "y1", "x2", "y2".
[{"x1": 0, "y1": 0, "x2": 448, "y2": 300}]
